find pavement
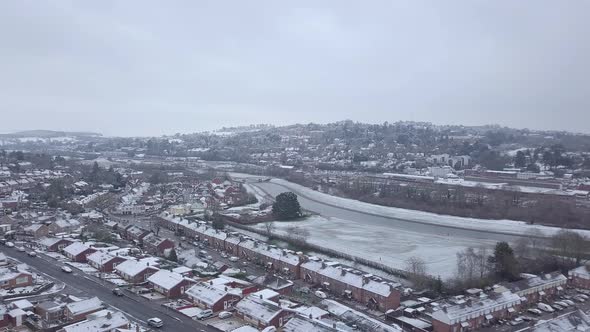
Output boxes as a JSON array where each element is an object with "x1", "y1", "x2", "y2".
[{"x1": 0, "y1": 247, "x2": 217, "y2": 332}]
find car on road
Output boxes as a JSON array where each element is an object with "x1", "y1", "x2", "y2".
[
  {"x1": 218, "y1": 311, "x2": 232, "y2": 319},
  {"x1": 61, "y1": 266, "x2": 73, "y2": 273},
  {"x1": 315, "y1": 290, "x2": 327, "y2": 299},
  {"x1": 147, "y1": 317, "x2": 164, "y2": 328},
  {"x1": 195, "y1": 309, "x2": 213, "y2": 320},
  {"x1": 5, "y1": 242, "x2": 14, "y2": 248},
  {"x1": 229, "y1": 256, "x2": 239, "y2": 262},
  {"x1": 27, "y1": 251, "x2": 37, "y2": 257},
  {"x1": 220, "y1": 253, "x2": 229, "y2": 259},
  {"x1": 16, "y1": 246, "x2": 26, "y2": 252},
  {"x1": 112, "y1": 288, "x2": 124, "y2": 296}
]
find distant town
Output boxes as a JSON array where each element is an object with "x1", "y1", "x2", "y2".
[{"x1": 0, "y1": 120, "x2": 590, "y2": 332}]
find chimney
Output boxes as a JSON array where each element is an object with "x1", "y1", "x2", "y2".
[
  {"x1": 259, "y1": 294, "x2": 263, "y2": 299},
  {"x1": 341, "y1": 269, "x2": 346, "y2": 276},
  {"x1": 210, "y1": 281, "x2": 213, "y2": 285},
  {"x1": 443, "y1": 307, "x2": 448, "y2": 313},
  {"x1": 106, "y1": 311, "x2": 112, "y2": 319},
  {"x1": 225, "y1": 286, "x2": 228, "y2": 291},
  {"x1": 321, "y1": 262, "x2": 326, "y2": 269}
]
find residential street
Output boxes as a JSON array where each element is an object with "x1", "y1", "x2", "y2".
[{"x1": 0, "y1": 247, "x2": 216, "y2": 332}]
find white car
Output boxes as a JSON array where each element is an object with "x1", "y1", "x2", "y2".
[
  {"x1": 5, "y1": 242, "x2": 14, "y2": 248},
  {"x1": 315, "y1": 290, "x2": 327, "y2": 299},
  {"x1": 537, "y1": 303, "x2": 554, "y2": 313},
  {"x1": 229, "y1": 256, "x2": 239, "y2": 262},
  {"x1": 147, "y1": 317, "x2": 164, "y2": 328},
  {"x1": 61, "y1": 266, "x2": 73, "y2": 273},
  {"x1": 16, "y1": 246, "x2": 26, "y2": 252},
  {"x1": 563, "y1": 299, "x2": 575, "y2": 306},
  {"x1": 218, "y1": 311, "x2": 232, "y2": 319},
  {"x1": 195, "y1": 309, "x2": 213, "y2": 320},
  {"x1": 27, "y1": 251, "x2": 37, "y2": 257}
]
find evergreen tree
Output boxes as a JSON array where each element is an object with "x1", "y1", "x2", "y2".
[{"x1": 272, "y1": 192, "x2": 302, "y2": 220}]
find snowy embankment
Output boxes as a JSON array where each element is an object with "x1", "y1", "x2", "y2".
[{"x1": 264, "y1": 178, "x2": 590, "y2": 238}]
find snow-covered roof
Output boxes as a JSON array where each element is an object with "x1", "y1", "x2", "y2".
[
  {"x1": 251, "y1": 289, "x2": 279, "y2": 300},
  {"x1": 87, "y1": 251, "x2": 120, "y2": 266},
  {"x1": 235, "y1": 294, "x2": 283, "y2": 324},
  {"x1": 301, "y1": 260, "x2": 400, "y2": 297},
  {"x1": 294, "y1": 306, "x2": 329, "y2": 319},
  {"x1": 432, "y1": 291, "x2": 521, "y2": 325},
  {"x1": 570, "y1": 265, "x2": 590, "y2": 279},
  {"x1": 115, "y1": 260, "x2": 157, "y2": 277},
  {"x1": 186, "y1": 282, "x2": 238, "y2": 306},
  {"x1": 500, "y1": 272, "x2": 567, "y2": 294},
  {"x1": 147, "y1": 270, "x2": 187, "y2": 290},
  {"x1": 63, "y1": 242, "x2": 92, "y2": 256},
  {"x1": 61, "y1": 310, "x2": 128, "y2": 332},
  {"x1": 283, "y1": 315, "x2": 338, "y2": 332},
  {"x1": 65, "y1": 297, "x2": 103, "y2": 316},
  {"x1": 0, "y1": 268, "x2": 31, "y2": 282}
]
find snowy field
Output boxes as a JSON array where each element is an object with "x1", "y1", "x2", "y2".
[
  {"x1": 238, "y1": 176, "x2": 590, "y2": 279},
  {"x1": 253, "y1": 215, "x2": 496, "y2": 278}
]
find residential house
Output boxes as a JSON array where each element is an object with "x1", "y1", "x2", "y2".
[
  {"x1": 494, "y1": 272, "x2": 567, "y2": 304},
  {"x1": 142, "y1": 233, "x2": 175, "y2": 256},
  {"x1": 569, "y1": 265, "x2": 590, "y2": 289},
  {"x1": 122, "y1": 225, "x2": 150, "y2": 244},
  {"x1": 518, "y1": 309, "x2": 590, "y2": 331},
  {"x1": 35, "y1": 301, "x2": 64, "y2": 323},
  {"x1": 115, "y1": 260, "x2": 159, "y2": 283},
  {"x1": 431, "y1": 292, "x2": 521, "y2": 332},
  {"x1": 86, "y1": 251, "x2": 126, "y2": 273},
  {"x1": 23, "y1": 223, "x2": 49, "y2": 239},
  {"x1": 63, "y1": 242, "x2": 97, "y2": 263},
  {"x1": 300, "y1": 260, "x2": 401, "y2": 311},
  {"x1": 58, "y1": 310, "x2": 129, "y2": 332},
  {"x1": 38, "y1": 237, "x2": 73, "y2": 252},
  {"x1": 185, "y1": 282, "x2": 242, "y2": 312},
  {"x1": 64, "y1": 297, "x2": 103, "y2": 321},
  {"x1": 252, "y1": 274, "x2": 294, "y2": 296},
  {"x1": 0, "y1": 268, "x2": 33, "y2": 289},
  {"x1": 235, "y1": 294, "x2": 292, "y2": 329},
  {"x1": 283, "y1": 315, "x2": 340, "y2": 332},
  {"x1": 147, "y1": 270, "x2": 193, "y2": 298}
]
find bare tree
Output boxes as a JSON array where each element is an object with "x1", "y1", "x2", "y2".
[
  {"x1": 405, "y1": 256, "x2": 427, "y2": 286},
  {"x1": 286, "y1": 226, "x2": 310, "y2": 246},
  {"x1": 264, "y1": 221, "x2": 276, "y2": 236},
  {"x1": 551, "y1": 229, "x2": 589, "y2": 265},
  {"x1": 456, "y1": 247, "x2": 490, "y2": 287}
]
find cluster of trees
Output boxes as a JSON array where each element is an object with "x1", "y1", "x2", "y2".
[
  {"x1": 86, "y1": 162, "x2": 126, "y2": 188},
  {"x1": 272, "y1": 192, "x2": 302, "y2": 220}
]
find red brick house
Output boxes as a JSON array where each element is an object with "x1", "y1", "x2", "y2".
[
  {"x1": 300, "y1": 260, "x2": 401, "y2": 311},
  {"x1": 142, "y1": 233, "x2": 175, "y2": 256},
  {"x1": 64, "y1": 297, "x2": 103, "y2": 322},
  {"x1": 252, "y1": 274, "x2": 294, "y2": 296},
  {"x1": 86, "y1": 251, "x2": 127, "y2": 273},
  {"x1": 432, "y1": 292, "x2": 521, "y2": 332},
  {"x1": 115, "y1": 260, "x2": 159, "y2": 283},
  {"x1": 186, "y1": 282, "x2": 242, "y2": 312},
  {"x1": 63, "y1": 242, "x2": 96, "y2": 263},
  {"x1": 23, "y1": 224, "x2": 49, "y2": 239},
  {"x1": 122, "y1": 225, "x2": 150, "y2": 244},
  {"x1": 570, "y1": 266, "x2": 590, "y2": 289},
  {"x1": 0, "y1": 269, "x2": 33, "y2": 289},
  {"x1": 38, "y1": 237, "x2": 73, "y2": 252},
  {"x1": 235, "y1": 294, "x2": 292, "y2": 329},
  {"x1": 494, "y1": 272, "x2": 567, "y2": 304},
  {"x1": 147, "y1": 270, "x2": 194, "y2": 298}
]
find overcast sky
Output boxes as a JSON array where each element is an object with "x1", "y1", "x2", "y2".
[{"x1": 1, "y1": 1, "x2": 589, "y2": 137}]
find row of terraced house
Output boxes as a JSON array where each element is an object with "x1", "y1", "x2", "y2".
[{"x1": 157, "y1": 212, "x2": 402, "y2": 311}]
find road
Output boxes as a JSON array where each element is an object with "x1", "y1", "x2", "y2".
[{"x1": 1, "y1": 248, "x2": 216, "y2": 332}]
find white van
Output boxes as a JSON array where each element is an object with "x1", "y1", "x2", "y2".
[{"x1": 537, "y1": 303, "x2": 554, "y2": 313}]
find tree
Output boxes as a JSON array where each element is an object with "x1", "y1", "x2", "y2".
[
  {"x1": 168, "y1": 249, "x2": 178, "y2": 262},
  {"x1": 405, "y1": 256, "x2": 427, "y2": 287},
  {"x1": 488, "y1": 242, "x2": 519, "y2": 280},
  {"x1": 212, "y1": 214, "x2": 225, "y2": 230},
  {"x1": 514, "y1": 151, "x2": 526, "y2": 168},
  {"x1": 551, "y1": 230, "x2": 589, "y2": 265},
  {"x1": 272, "y1": 192, "x2": 302, "y2": 220},
  {"x1": 264, "y1": 221, "x2": 276, "y2": 235}
]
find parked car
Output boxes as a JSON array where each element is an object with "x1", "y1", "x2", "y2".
[
  {"x1": 574, "y1": 295, "x2": 586, "y2": 303},
  {"x1": 229, "y1": 256, "x2": 239, "y2": 262},
  {"x1": 27, "y1": 251, "x2": 37, "y2": 257},
  {"x1": 218, "y1": 311, "x2": 232, "y2": 319},
  {"x1": 527, "y1": 308, "x2": 542, "y2": 316},
  {"x1": 552, "y1": 304, "x2": 563, "y2": 311},
  {"x1": 555, "y1": 301, "x2": 569, "y2": 308},
  {"x1": 578, "y1": 294, "x2": 589, "y2": 300},
  {"x1": 5, "y1": 242, "x2": 14, "y2": 248},
  {"x1": 220, "y1": 253, "x2": 229, "y2": 259},
  {"x1": 520, "y1": 316, "x2": 533, "y2": 322},
  {"x1": 563, "y1": 299, "x2": 575, "y2": 306},
  {"x1": 198, "y1": 250, "x2": 208, "y2": 257},
  {"x1": 195, "y1": 309, "x2": 213, "y2": 320},
  {"x1": 112, "y1": 288, "x2": 124, "y2": 296},
  {"x1": 315, "y1": 290, "x2": 327, "y2": 299},
  {"x1": 147, "y1": 317, "x2": 164, "y2": 328},
  {"x1": 61, "y1": 266, "x2": 73, "y2": 273},
  {"x1": 537, "y1": 303, "x2": 554, "y2": 313},
  {"x1": 206, "y1": 255, "x2": 213, "y2": 260},
  {"x1": 0, "y1": 238, "x2": 6, "y2": 245}
]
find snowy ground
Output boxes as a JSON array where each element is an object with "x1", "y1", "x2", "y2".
[
  {"x1": 244, "y1": 177, "x2": 590, "y2": 279},
  {"x1": 253, "y1": 216, "x2": 496, "y2": 278}
]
